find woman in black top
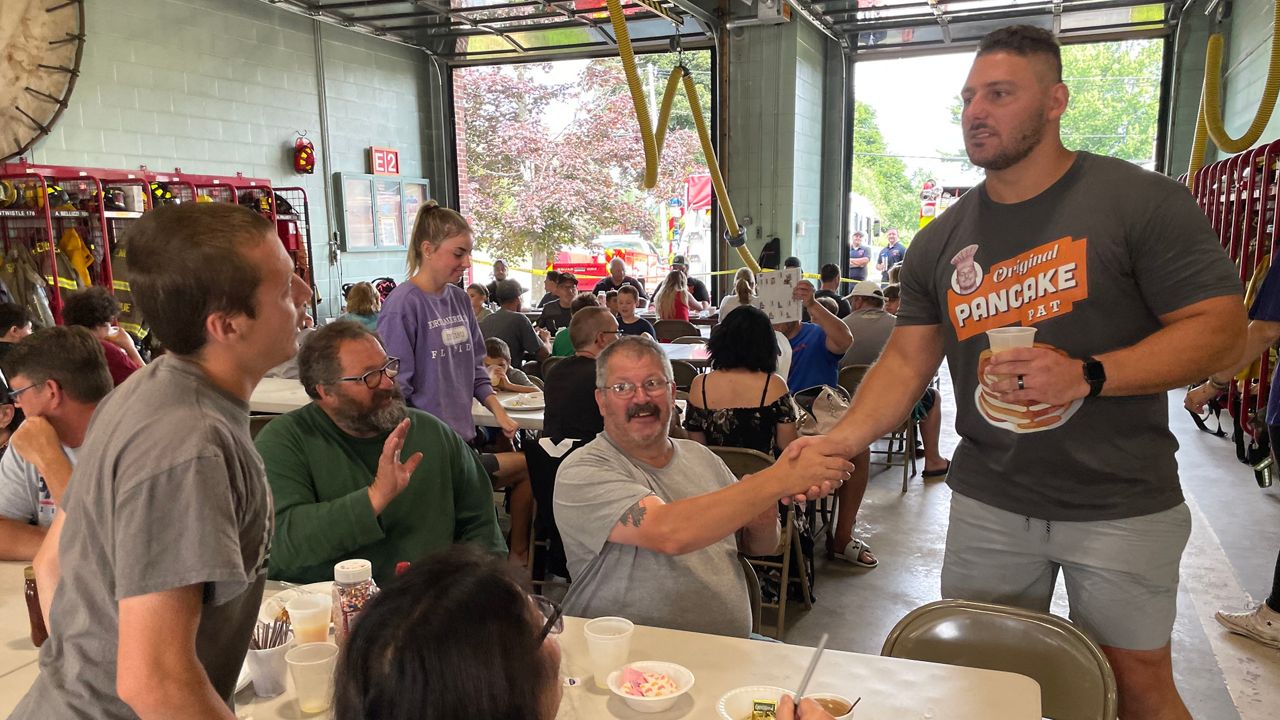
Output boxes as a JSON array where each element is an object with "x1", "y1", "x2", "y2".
[{"x1": 683, "y1": 305, "x2": 797, "y2": 456}]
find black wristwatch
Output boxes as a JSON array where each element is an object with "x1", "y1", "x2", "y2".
[{"x1": 1082, "y1": 356, "x2": 1106, "y2": 398}]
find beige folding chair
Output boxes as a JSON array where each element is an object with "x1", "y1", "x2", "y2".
[
  {"x1": 538, "y1": 355, "x2": 564, "y2": 380},
  {"x1": 710, "y1": 446, "x2": 812, "y2": 638},
  {"x1": 837, "y1": 364, "x2": 870, "y2": 398},
  {"x1": 670, "y1": 359, "x2": 700, "y2": 391},
  {"x1": 738, "y1": 554, "x2": 763, "y2": 636},
  {"x1": 882, "y1": 599, "x2": 1118, "y2": 720},
  {"x1": 654, "y1": 319, "x2": 699, "y2": 342},
  {"x1": 670, "y1": 335, "x2": 707, "y2": 344},
  {"x1": 527, "y1": 375, "x2": 545, "y2": 390}
]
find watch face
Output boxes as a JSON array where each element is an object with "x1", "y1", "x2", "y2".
[{"x1": 0, "y1": 1, "x2": 86, "y2": 161}]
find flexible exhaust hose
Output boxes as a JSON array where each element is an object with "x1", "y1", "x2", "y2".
[
  {"x1": 1187, "y1": 1, "x2": 1280, "y2": 183},
  {"x1": 606, "y1": 0, "x2": 761, "y2": 273}
]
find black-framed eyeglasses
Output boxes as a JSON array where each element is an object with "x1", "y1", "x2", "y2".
[
  {"x1": 7, "y1": 383, "x2": 38, "y2": 403},
  {"x1": 532, "y1": 594, "x2": 563, "y2": 642},
  {"x1": 336, "y1": 358, "x2": 400, "y2": 389}
]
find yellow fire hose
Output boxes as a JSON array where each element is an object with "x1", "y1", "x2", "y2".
[
  {"x1": 605, "y1": 0, "x2": 761, "y2": 274},
  {"x1": 1187, "y1": 1, "x2": 1280, "y2": 183}
]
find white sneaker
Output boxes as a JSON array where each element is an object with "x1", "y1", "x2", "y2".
[{"x1": 1215, "y1": 603, "x2": 1280, "y2": 649}]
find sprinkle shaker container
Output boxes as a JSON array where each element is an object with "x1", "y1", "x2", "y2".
[{"x1": 332, "y1": 559, "x2": 378, "y2": 647}]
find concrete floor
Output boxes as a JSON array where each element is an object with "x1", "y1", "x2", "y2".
[{"x1": 782, "y1": 369, "x2": 1280, "y2": 719}]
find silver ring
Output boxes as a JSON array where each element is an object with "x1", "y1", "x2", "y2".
[{"x1": 1016, "y1": 375, "x2": 1026, "y2": 390}]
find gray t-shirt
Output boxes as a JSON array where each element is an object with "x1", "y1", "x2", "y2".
[
  {"x1": 480, "y1": 308, "x2": 543, "y2": 361},
  {"x1": 13, "y1": 355, "x2": 272, "y2": 719},
  {"x1": 897, "y1": 152, "x2": 1241, "y2": 521},
  {"x1": 554, "y1": 433, "x2": 751, "y2": 637},
  {"x1": 840, "y1": 307, "x2": 896, "y2": 367},
  {"x1": 0, "y1": 443, "x2": 76, "y2": 528}
]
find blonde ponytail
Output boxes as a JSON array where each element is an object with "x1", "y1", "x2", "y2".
[{"x1": 407, "y1": 201, "x2": 471, "y2": 276}]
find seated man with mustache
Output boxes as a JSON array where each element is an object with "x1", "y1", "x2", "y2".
[
  {"x1": 553, "y1": 335, "x2": 852, "y2": 637},
  {"x1": 257, "y1": 321, "x2": 506, "y2": 585}
]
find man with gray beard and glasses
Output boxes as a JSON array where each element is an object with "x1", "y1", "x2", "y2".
[{"x1": 256, "y1": 321, "x2": 505, "y2": 585}]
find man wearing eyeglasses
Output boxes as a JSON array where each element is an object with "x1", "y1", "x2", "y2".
[
  {"x1": 256, "y1": 320, "x2": 506, "y2": 585},
  {"x1": 553, "y1": 335, "x2": 853, "y2": 637},
  {"x1": 0, "y1": 327, "x2": 111, "y2": 562}
]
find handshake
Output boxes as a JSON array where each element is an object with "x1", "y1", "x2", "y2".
[{"x1": 757, "y1": 436, "x2": 858, "y2": 505}]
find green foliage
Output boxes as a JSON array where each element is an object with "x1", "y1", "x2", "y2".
[
  {"x1": 852, "y1": 101, "x2": 919, "y2": 238},
  {"x1": 1059, "y1": 40, "x2": 1162, "y2": 163}
]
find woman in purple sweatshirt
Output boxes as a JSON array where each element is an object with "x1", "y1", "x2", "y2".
[{"x1": 378, "y1": 202, "x2": 532, "y2": 562}]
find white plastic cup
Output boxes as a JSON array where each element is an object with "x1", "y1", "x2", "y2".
[
  {"x1": 584, "y1": 616, "x2": 634, "y2": 689},
  {"x1": 286, "y1": 594, "x2": 332, "y2": 645},
  {"x1": 245, "y1": 634, "x2": 293, "y2": 698},
  {"x1": 285, "y1": 642, "x2": 339, "y2": 714},
  {"x1": 985, "y1": 327, "x2": 1037, "y2": 354}
]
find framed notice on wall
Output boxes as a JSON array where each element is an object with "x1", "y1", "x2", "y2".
[{"x1": 334, "y1": 173, "x2": 430, "y2": 252}]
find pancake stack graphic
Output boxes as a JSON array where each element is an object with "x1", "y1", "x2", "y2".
[{"x1": 975, "y1": 342, "x2": 1082, "y2": 433}]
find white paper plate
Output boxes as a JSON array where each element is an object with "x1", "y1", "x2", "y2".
[
  {"x1": 499, "y1": 392, "x2": 545, "y2": 411},
  {"x1": 236, "y1": 660, "x2": 251, "y2": 693},
  {"x1": 259, "y1": 581, "x2": 333, "y2": 625}
]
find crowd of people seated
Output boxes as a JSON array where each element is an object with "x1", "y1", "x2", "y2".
[{"x1": 7, "y1": 24, "x2": 1272, "y2": 720}]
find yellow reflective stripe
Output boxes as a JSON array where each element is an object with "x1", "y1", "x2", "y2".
[{"x1": 113, "y1": 280, "x2": 130, "y2": 292}]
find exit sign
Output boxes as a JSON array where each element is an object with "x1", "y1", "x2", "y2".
[{"x1": 368, "y1": 147, "x2": 400, "y2": 175}]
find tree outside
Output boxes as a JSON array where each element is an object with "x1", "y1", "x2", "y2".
[
  {"x1": 852, "y1": 100, "x2": 920, "y2": 238},
  {"x1": 454, "y1": 53, "x2": 711, "y2": 262}
]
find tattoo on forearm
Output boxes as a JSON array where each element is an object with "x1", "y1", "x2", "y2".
[{"x1": 620, "y1": 501, "x2": 647, "y2": 528}]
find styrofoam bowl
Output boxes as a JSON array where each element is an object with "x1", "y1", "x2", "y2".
[
  {"x1": 716, "y1": 685, "x2": 789, "y2": 720},
  {"x1": 606, "y1": 660, "x2": 695, "y2": 714}
]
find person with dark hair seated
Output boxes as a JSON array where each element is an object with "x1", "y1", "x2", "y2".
[
  {"x1": 61, "y1": 286, "x2": 145, "y2": 386},
  {"x1": 0, "y1": 302, "x2": 33, "y2": 365},
  {"x1": 538, "y1": 270, "x2": 563, "y2": 308},
  {"x1": 684, "y1": 306, "x2": 797, "y2": 457},
  {"x1": 334, "y1": 545, "x2": 565, "y2": 720},
  {"x1": 815, "y1": 264, "x2": 851, "y2": 318}
]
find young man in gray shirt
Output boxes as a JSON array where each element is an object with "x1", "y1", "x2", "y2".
[
  {"x1": 553, "y1": 335, "x2": 851, "y2": 637},
  {"x1": 804, "y1": 26, "x2": 1243, "y2": 720},
  {"x1": 13, "y1": 203, "x2": 313, "y2": 719}
]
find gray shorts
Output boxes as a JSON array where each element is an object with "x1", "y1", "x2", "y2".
[{"x1": 941, "y1": 491, "x2": 1191, "y2": 651}]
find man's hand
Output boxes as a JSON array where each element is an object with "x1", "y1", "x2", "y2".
[
  {"x1": 1184, "y1": 382, "x2": 1221, "y2": 414},
  {"x1": 985, "y1": 347, "x2": 1091, "y2": 406},
  {"x1": 368, "y1": 418, "x2": 424, "y2": 515},
  {"x1": 9, "y1": 417, "x2": 73, "y2": 502},
  {"x1": 762, "y1": 441, "x2": 853, "y2": 504},
  {"x1": 105, "y1": 326, "x2": 134, "y2": 350},
  {"x1": 778, "y1": 695, "x2": 838, "y2": 720},
  {"x1": 535, "y1": 327, "x2": 551, "y2": 343},
  {"x1": 494, "y1": 406, "x2": 519, "y2": 438},
  {"x1": 793, "y1": 280, "x2": 816, "y2": 308}
]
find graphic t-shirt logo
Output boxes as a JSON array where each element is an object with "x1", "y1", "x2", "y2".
[
  {"x1": 952, "y1": 237, "x2": 1089, "y2": 434},
  {"x1": 947, "y1": 236, "x2": 1089, "y2": 341}
]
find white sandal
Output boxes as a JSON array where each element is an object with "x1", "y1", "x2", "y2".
[{"x1": 834, "y1": 538, "x2": 878, "y2": 568}]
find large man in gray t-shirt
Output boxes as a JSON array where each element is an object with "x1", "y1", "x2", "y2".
[
  {"x1": 809, "y1": 26, "x2": 1244, "y2": 720},
  {"x1": 553, "y1": 335, "x2": 851, "y2": 637},
  {"x1": 13, "y1": 204, "x2": 313, "y2": 719}
]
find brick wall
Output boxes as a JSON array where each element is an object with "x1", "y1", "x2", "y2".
[{"x1": 27, "y1": 0, "x2": 443, "y2": 318}]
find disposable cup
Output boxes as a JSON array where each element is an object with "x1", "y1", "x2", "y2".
[
  {"x1": 986, "y1": 327, "x2": 1037, "y2": 354},
  {"x1": 584, "y1": 616, "x2": 634, "y2": 689},
  {"x1": 246, "y1": 634, "x2": 293, "y2": 698},
  {"x1": 285, "y1": 642, "x2": 339, "y2": 714},
  {"x1": 286, "y1": 594, "x2": 331, "y2": 645}
]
